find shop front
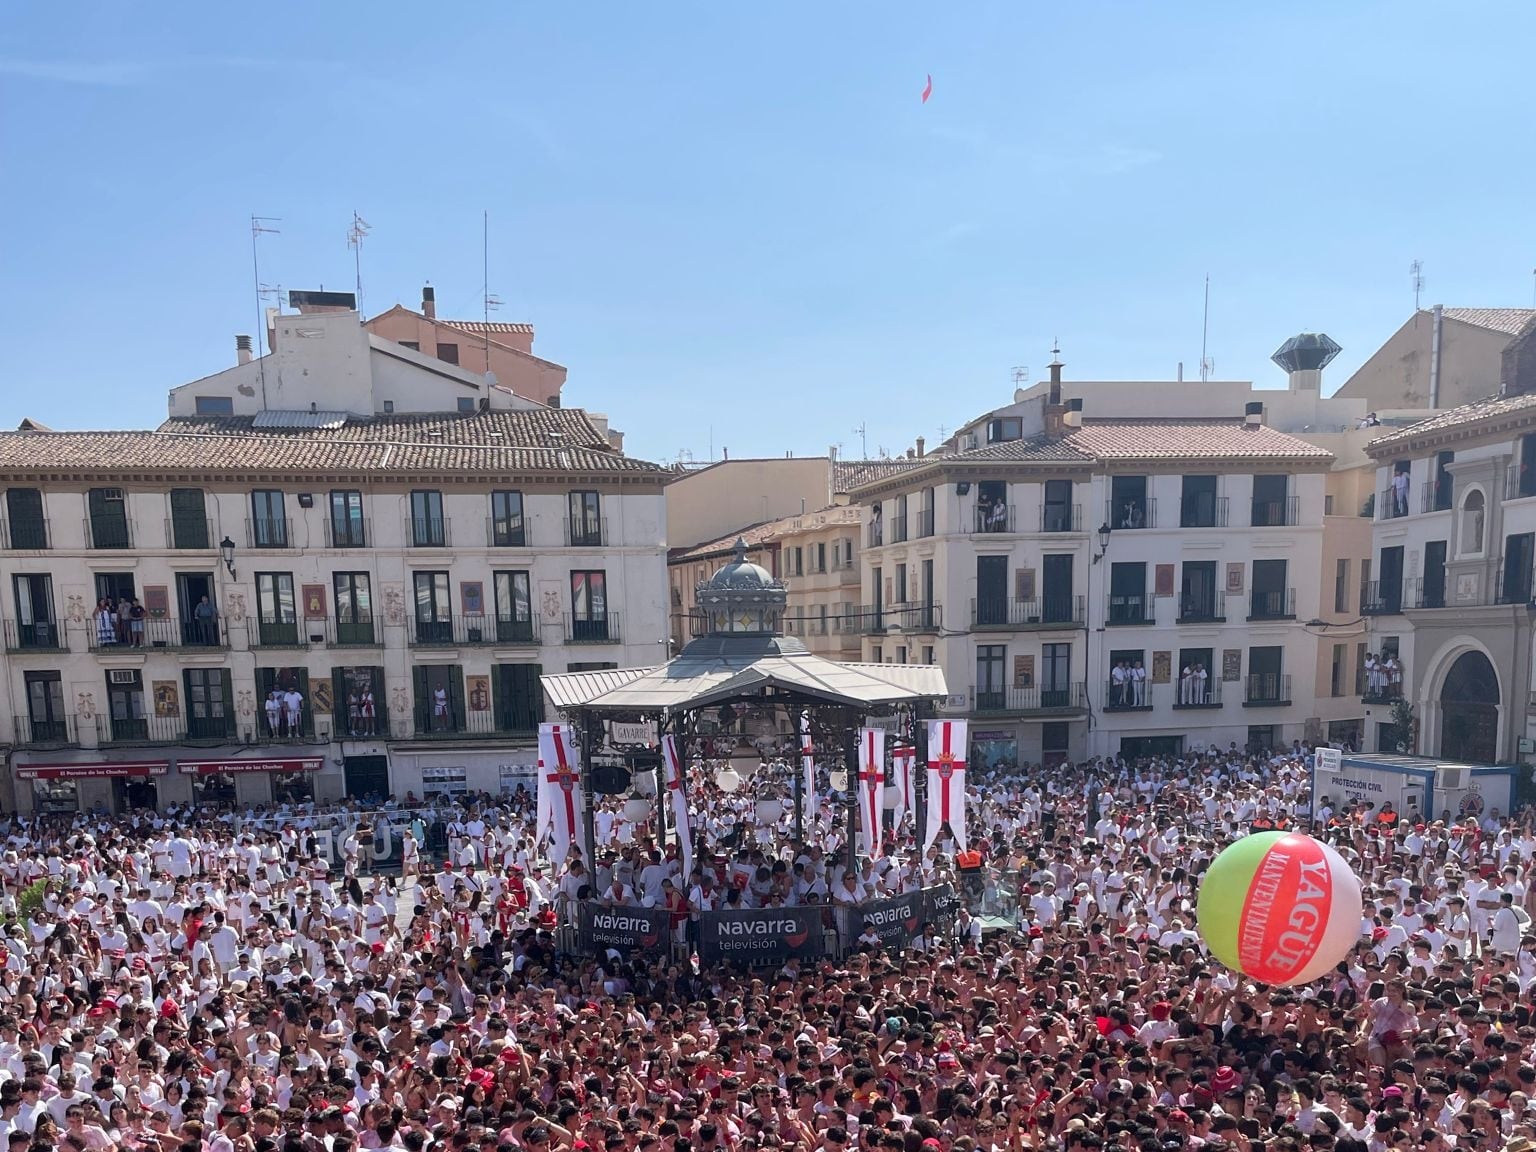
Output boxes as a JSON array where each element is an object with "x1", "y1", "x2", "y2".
[
  {"x1": 178, "y1": 755, "x2": 328, "y2": 808},
  {"x1": 14, "y1": 759, "x2": 172, "y2": 815},
  {"x1": 389, "y1": 744, "x2": 540, "y2": 802}
]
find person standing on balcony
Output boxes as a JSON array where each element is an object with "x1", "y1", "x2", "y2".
[
  {"x1": 94, "y1": 598, "x2": 117, "y2": 646},
  {"x1": 264, "y1": 691, "x2": 282, "y2": 738},
  {"x1": 128, "y1": 598, "x2": 146, "y2": 648},
  {"x1": 283, "y1": 686, "x2": 304, "y2": 737},
  {"x1": 1132, "y1": 660, "x2": 1147, "y2": 706},
  {"x1": 195, "y1": 595, "x2": 217, "y2": 645},
  {"x1": 1393, "y1": 466, "x2": 1410, "y2": 517}
]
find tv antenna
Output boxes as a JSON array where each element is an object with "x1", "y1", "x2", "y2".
[
  {"x1": 1011, "y1": 365, "x2": 1030, "y2": 389},
  {"x1": 347, "y1": 212, "x2": 370, "y2": 318},
  {"x1": 1410, "y1": 259, "x2": 1425, "y2": 312},
  {"x1": 852, "y1": 421, "x2": 868, "y2": 458},
  {"x1": 1199, "y1": 275, "x2": 1214, "y2": 383},
  {"x1": 482, "y1": 209, "x2": 503, "y2": 376},
  {"x1": 250, "y1": 215, "x2": 281, "y2": 407}
]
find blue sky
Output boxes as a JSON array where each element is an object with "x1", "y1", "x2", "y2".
[{"x1": 2, "y1": 2, "x2": 1533, "y2": 464}]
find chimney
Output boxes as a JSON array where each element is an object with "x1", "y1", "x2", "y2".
[
  {"x1": 422, "y1": 286, "x2": 436, "y2": 320},
  {"x1": 1063, "y1": 397, "x2": 1084, "y2": 429},
  {"x1": 1048, "y1": 345, "x2": 1064, "y2": 404},
  {"x1": 915, "y1": 436, "x2": 925, "y2": 457},
  {"x1": 1244, "y1": 401, "x2": 1265, "y2": 429},
  {"x1": 235, "y1": 334, "x2": 253, "y2": 365}
]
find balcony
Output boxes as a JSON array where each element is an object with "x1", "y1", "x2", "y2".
[
  {"x1": 1379, "y1": 486, "x2": 1410, "y2": 520},
  {"x1": 1420, "y1": 481, "x2": 1453, "y2": 514},
  {"x1": 1105, "y1": 498, "x2": 1155, "y2": 530},
  {"x1": 165, "y1": 517, "x2": 215, "y2": 551},
  {"x1": 1172, "y1": 681, "x2": 1223, "y2": 709},
  {"x1": 406, "y1": 516, "x2": 451, "y2": 548},
  {"x1": 248, "y1": 617, "x2": 306, "y2": 649},
  {"x1": 245, "y1": 518, "x2": 291, "y2": 549},
  {"x1": 324, "y1": 518, "x2": 371, "y2": 549},
  {"x1": 1496, "y1": 561, "x2": 1535, "y2": 606},
  {"x1": 413, "y1": 709, "x2": 498, "y2": 740},
  {"x1": 888, "y1": 603, "x2": 942, "y2": 632},
  {"x1": 14, "y1": 715, "x2": 79, "y2": 748},
  {"x1": 973, "y1": 504, "x2": 1016, "y2": 534},
  {"x1": 566, "y1": 613, "x2": 621, "y2": 644},
  {"x1": 1175, "y1": 590, "x2": 1226, "y2": 624},
  {"x1": 1039, "y1": 504, "x2": 1082, "y2": 533},
  {"x1": 1509, "y1": 470, "x2": 1536, "y2": 501},
  {"x1": 889, "y1": 517, "x2": 909, "y2": 544},
  {"x1": 89, "y1": 618, "x2": 221, "y2": 652},
  {"x1": 1179, "y1": 496, "x2": 1228, "y2": 529},
  {"x1": 1362, "y1": 680, "x2": 1403, "y2": 705},
  {"x1": 324, "y1": 616, "x2": 385, "y2": 648},
  {"x1": 970, "y1": 683, "x2": 1086, "y2": 715},
  {"x1": 84, "y1": 516, "x2": 133, "y2": 550},
  {"x1": 1247, "y1": 588, "x2": 1296, "y2": 621},
  {"x1": 185, "y1": 715, "x2": 239, "y2": 742},
  {"x1": 867, "y1": 522, "x2": 886, "y2": 548},
  {"x1": 1360, "y1": 580, "x2": 1404, "y2": 615},
  {"x1": 1244, "y1": 674, "x2": 1292, "y2": 707},
  {"x1": 4, "y1": 620, "x2": 66, "y2": 653},
  {"x1": 971, "y1": 596, "x2": 1085, "y2": 629},
  {"x1": 487, "y1": 517, "x2": 528, "y2": 547},
  {"x1": 1105, "y1": 591, "x2": 1151, "y2": 626},
  {"x1": 916, "y1": 509, "x2": 935, "y2": 538},
  {"x1": 408, "y1": 614, "x2": 541, "y2": 647},
  {"x1": 1103, "y1": 680, "x2": 1153, "y2": 712},
  {"x1": 565, "y1": 516, "x2": 607, "y2": 547},
  {"x1": 97, "y1": 714, "x2": 187, "y2": 745},
  {"x1": 0, "y1": 518, "x2": 50, "y2": 549},
  {"x1": 1403, "y1": 577, "x2": 1446, "y2": 610},
  {"x1": 1250, "y1": 497, "x2": 1299, "y2": 528}
]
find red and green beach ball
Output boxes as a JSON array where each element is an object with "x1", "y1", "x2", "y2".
[{"x1": 1196, "y1": 831, "x2": 1363, "y2": 986}]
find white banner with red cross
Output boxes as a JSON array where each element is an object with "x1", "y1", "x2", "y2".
[
  {"x1": 924, "y1": 719, "x2": 968, "y2": 850},
  {"x1": 800, "y1": 711, "x2": 818, "y2": 825},
  {"x1": 537, "y1": 722, "x2": 583, "y2": 865},
  {"x1": 857, "y1": 727, "x2": 885, "y2": 859},
  {"x1": 661, "y1": 734, "x2": 692, "y2": 881},
  {"x1": 891, "y1": 744, "x2": 916, "y2": 830}
]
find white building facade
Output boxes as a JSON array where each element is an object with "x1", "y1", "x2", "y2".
[{"x1": 0, "y1": 311, "x2": 668, "y2": 814}]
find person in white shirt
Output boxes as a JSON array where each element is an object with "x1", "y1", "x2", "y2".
[{"x1": 1491, "y1": 892, "x2": 1523, "y2": 955}]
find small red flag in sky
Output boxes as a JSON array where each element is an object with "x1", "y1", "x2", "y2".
[{"x1": 921, "y1": 74, "x2": 933, "y2": 103}]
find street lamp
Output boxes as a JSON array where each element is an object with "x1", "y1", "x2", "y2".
[
  {"x1": 220, "y1": 536, "x2": 237, "y2": 578},
  {"x1": 1093, "y1": 522, "x2": 1112, "y2": 564}
]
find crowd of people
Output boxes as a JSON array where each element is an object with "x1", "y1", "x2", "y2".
[{"x1": 0, "y1": 744, "x2": 1533, "y2": 1152}]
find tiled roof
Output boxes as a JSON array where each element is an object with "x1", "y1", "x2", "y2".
[
  {"x1": 943, "y1": 435, "x2": 1092, "y2": 463},
  {"x1": 1441, "y1": 308, "x2": 1536, "y2": 337},
  {"x1": 0, "y1": 409, "x2": 664, "y2": 477},
  {"x1": 831, "y1": 458, "x2": 928, "y2": 493},
  {"x1": 443, "y1": 320, "x2": 536, "y2": 336},
  {"x1": 1067, "y1": 419, "x2": 1335, "y2": 461},
  {"x1": 1365, "y1": 392, "x2": 1536, "y2": 451},
  {"x1": 671, "y1": 505, "x2": 858, "y2": 562}
]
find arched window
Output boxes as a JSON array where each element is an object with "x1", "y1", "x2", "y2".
[{"x1": 1460, "y1": 489, "x2": 1486, "y2": 556}]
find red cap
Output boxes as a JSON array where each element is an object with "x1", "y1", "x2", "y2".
[
  {"x1": 1169, "y1": 1110, "x2": 1190, "y2": 1123},
  {"x1": 1150, "y1": 1001, "x2": 1171, "y2": 1020},
  {"x1": 159, "y1": 999, "x2": 179, "y2": 1017},
  {"x1": 1372, "y1": 926, "x2": 1390, "y2": 942}
]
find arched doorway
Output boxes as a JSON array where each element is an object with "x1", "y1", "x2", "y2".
[{"x1": 1439, "y1": 650, "x2": 1500, "y2": 763}]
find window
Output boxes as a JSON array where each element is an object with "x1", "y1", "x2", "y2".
[
  {"x1": 1106, "y1": 648, "x2": 1147, "y2": 710},
  {"x1": 1179, "y1": 561, "x2": 1222, "y2": 621},
  {"x1": 1331, "y1": 643, "x2": 1346, "y2": 697},
  {"x1": 1041, "y1": 554, "x2": 1075, "y2": 623},
  {"x1": 494, "y1": 664, "x2": 545, "y2": 733},
  {"x1": 23, "y1": 672, "x2": 67, "y2": 742},
  {"x1": 1520, "y1": 434, "x2": 1536, "y2": 499},
  {"x1": 491, "y1": 490, "x2": 526, "y2": 547},
  {"x1": 1422, "y1": 541, "x2": 1447, "y2": 609},
  {"x1": 1180, "y1": 476, "x2": 1222, "y2": 528},
  {"x1": 896, "y1": 646, "x2": 908, "y2": 664},
  {"x1": 400, "y1": 341, "x2": 420, "y2": 352},
  {"x1": 437, "y1": 342, "x2": 460, "y2": 365},
  {"x1": 872, "y1": 645, "x2": 883, "y2": 663},
  {"x1": 895, "y1": 563, "x2": 908, "y2": 605},
  {"x1": 870, "y1": 565, "x2": 884, "y2": 628},
  {"x1": 105, "y1": 669, "x2": 146, "y2": 742},
  {"x1": 1249, "y1": 559, "x2": 1291, "y2": 619},
  {"x1": 1503, "y1": 533, "x2": 1535, "y2": 604},
  {"x1": 94, "y1": 573, "x2": 136, "y2": 617},
  {"x1": 1041, "y1": 643, "x2": 1072, "y2": 707},
  {"x1": 1042, "y1": 480, "x2": 1074, "y2": 533},
  {"x1": 923, "y1": 645, "x2": 935, "y2": 664},
  {"x1": 413, "y1": 571, "x2": 453, "y2": 643},
  {"x1": 1176, "y1": 647, "x2": 1214, "y2": 706},
  {"x1": 5, "y1": 488, "x2": 47, "y2": 549},
  {"x1": 410, "y1": 490, "x2": 446, "y2": 547},
  {"x1": 11, "y1": 574, "x2": 56, "y2": 649},
  {"x1": 255, "y1": 573, "x2": 298, "y2": 646},
  {"x1": 816, "y1": 541, "x2": 827, "y2": 572},
  {"x1": 986, "y1": 417, "x2": 1023, "y2": 443},
  {"x1": 250, "y1": 490, "x2": 287, "y2": 548},
  {"x1": 194, "y1": 396, "x2": 234, "y2": 416},
  {"x1": 87, "y1": 487, "x2": 130, "y2": 549},
  {"x1": 255, "y1": 667, "x2": 309, "y2": 739},
  {"x1": 1251, "y1": 475, "x2": 1291, "y2": 527},
  {"x1": 329, "y1": 490, "x2": 366, "y2": 547},
  {"x1": 975, "y1": 480, "x2": 1009, "y2": 533},
  {"x1": 570, "y1": 570, "x2": 608, "y2": 642},
  {"x1": 975, "y1": 644, "x2": 1007, "y2": 710},
  {"x1": 1431, "y1": 451, "x2": 1454, "y2": 512},
  {"x1": 1334, "y1": 558, "x2": 1351, "y2": 614},
  {"x1": 892, "y1": 495, "x2": 908, "y2": 543},
  {"x1": 167, "y1": 488, "x2": 209, "y2": 550},
  {"x1": 383, "y1": 400, "x2": 395, "y2": 413},
  {"x1": 1109, "y1": 476, "x2": 1149, "y2": 529},
  {"x1": 413, "y1": 665, "x2": 465, "y2": 734},
  {"x1": 185, "y1": 669, "x2": 234, "y2": 740},
  {"x1": 333, "y1": 666, "x2": 385, "y2": 738},
  {"x1": 457, "y1": 397, "x2": 476, "y2": 413},
  {"x1": 919, "y1": 488, "x2": 935, "y2": 537},
  {"x1": 494, "y1": 570, "x2": 534, "y2": 642},
  {"x1": 333, "y1": 573, "x2": 375, "y2": 645},
  {"x1": 1246, "y1": 646, "x2": 1286, "y2": 703},
  {"x1": 1108, "y1": 562, "x2": 1148, "y2": 624},
  {"x1": 568, "y1": 491, "x2": 602, "y2": 546}
]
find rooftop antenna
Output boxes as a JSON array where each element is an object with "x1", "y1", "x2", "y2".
[
  {"x1": 1011, "y1": 365, "x2": 1030, "y2": 389},
  {"x1": 1410, "y1": 259, "x2": 1425, "y2": 312},
  {"x1": 853, "y1": 421, "x2": 868, "y2": 458},
  {"x1": 937, "y1": 424, "x2": 948, "y2": 441},
  {"x1": 347, "y1": 211, "x2": 370, "y2": 318},
  {"x1": 250, "y1": 215, "x2": 281, "y2": 408},
  {"x1": 482, "y1": 210, "x2": 503, "y2": 377},
  {"x1": 1199, "y1": 275, "x2": 1214, "y2": 383}
]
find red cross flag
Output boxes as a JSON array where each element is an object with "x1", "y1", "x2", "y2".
[
  {"x1": 857, "y1": 727, "x2": 885, "y2": 859},
  {"x1": 891, "y1": 744, "x2": 915, "y2": 830},
  {"x1": 537, "y1": 722, "x2": 582, "y2": 864},
  {"x1": 924, "y1": 719, "x2": 968, "y2": 850},
  {"x1": 662, "y1": 734, "x2": 692, "y2": 880}
]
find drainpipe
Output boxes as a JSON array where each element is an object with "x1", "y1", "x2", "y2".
[{"x1": 1430, "y1": 304, "x2": 1444, "y2": 408}]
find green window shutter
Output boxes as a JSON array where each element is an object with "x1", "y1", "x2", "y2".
[
  {"x1": 412, "y1": 666, "x2": 431, "y2": 733},
  {"x1": 449, "y1": 667, "x2": 467, "y2": 731}
]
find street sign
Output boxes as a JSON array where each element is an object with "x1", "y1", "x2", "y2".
[
  {"x1": 607, "y1": 720, "x2": 657, "y2": 748},
  {"x1": 1314, "y1": 747, "x2": 1342, "y2": 774}
]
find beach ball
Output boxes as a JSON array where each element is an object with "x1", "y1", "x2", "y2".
[{"x1": 1195, "y1": 832, "x2": 1362, "y2": 986}]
